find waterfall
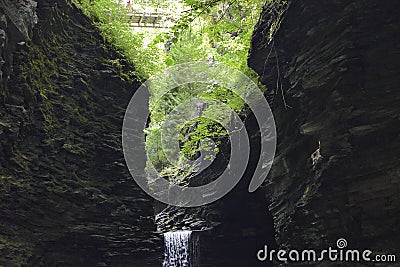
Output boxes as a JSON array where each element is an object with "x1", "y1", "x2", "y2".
[{"x1": 163, "y1": 230, "x2": 199, "y2": 267}]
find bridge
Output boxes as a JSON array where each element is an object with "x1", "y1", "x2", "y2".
[{"x1": 126, "y1": 12, "x2": 175, "y2": 28}]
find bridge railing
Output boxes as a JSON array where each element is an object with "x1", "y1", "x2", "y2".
[{"x1": 126, "y1": 11, "x2": 176, "y2": 28}]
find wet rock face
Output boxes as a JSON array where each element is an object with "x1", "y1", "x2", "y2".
[
  {"x1": 156, "y1": 117, "x2": 276, "y2": 266},
  {"x1": 1, "y1": 0, "x2": 399, "y2": 265},
  {"x1": 0, "y1": 0, "x2": 162, "y2": 266},
  {"x1": 0, "y1": 0, "x2": 37, "y2": 86},
  {"x1": 249, "y1": 0, "x2": 400, "y2": 256}
]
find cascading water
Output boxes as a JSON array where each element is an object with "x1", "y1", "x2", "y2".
[{"x1": 163, "y1": 230, "x2": 200, "y2": 267}]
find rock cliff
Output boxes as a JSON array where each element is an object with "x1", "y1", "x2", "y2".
[
  {"x1": 0, "y1": 0, "x2": 37, "y2": 88},
  {"x1": 1, "y1": 0, "x2": 399, "y2": 266},
  {"x1": 249, "y1": 0, "x2": 400, "y2": 259},
  {"x1": 0, "y1": 0, "x2": 162, "y2": 265}
]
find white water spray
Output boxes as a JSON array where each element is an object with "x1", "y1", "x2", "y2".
[{"x1": 163, "y1": 230, "x2": 199, "y2": 267}]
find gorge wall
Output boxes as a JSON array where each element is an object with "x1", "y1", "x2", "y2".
[
  {"x1": 157, "y1": 0, "x2": 400, "y2": 265},
  {"x1": 249, "y1": 0, "x2": 400, "y2": 259},
  {"x1": 0, "y1": 0, "x2": 162, "y2": 266},
  {"x1": 0, "y1": 0, "x2": 399, "y2": 266}
]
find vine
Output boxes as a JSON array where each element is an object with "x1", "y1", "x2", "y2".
[{"x1": 74, "y1": 0, "x2": 265, "y2": 182}]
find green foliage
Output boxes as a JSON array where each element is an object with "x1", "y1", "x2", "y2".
[
  {"x1": 74, "y1": 0, "x2": 167, "y2": 79},
  {"x1": 74, "y1": 0, "x2": 265, "y2": 181},
  {"x1": 179, "y1": 117, "x2": 226, "y2": 158}
]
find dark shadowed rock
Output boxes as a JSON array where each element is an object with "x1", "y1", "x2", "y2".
[
  {"x1": 249, "y1": 0, "x2": 400, "y2": 261},
  {"x1": 0, "y1": 0, "x2": 162, "y2": 266}
]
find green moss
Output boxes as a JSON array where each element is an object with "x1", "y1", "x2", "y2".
[{"x1": 75, "y1": 0, "x2": 265, "y2": 183}]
